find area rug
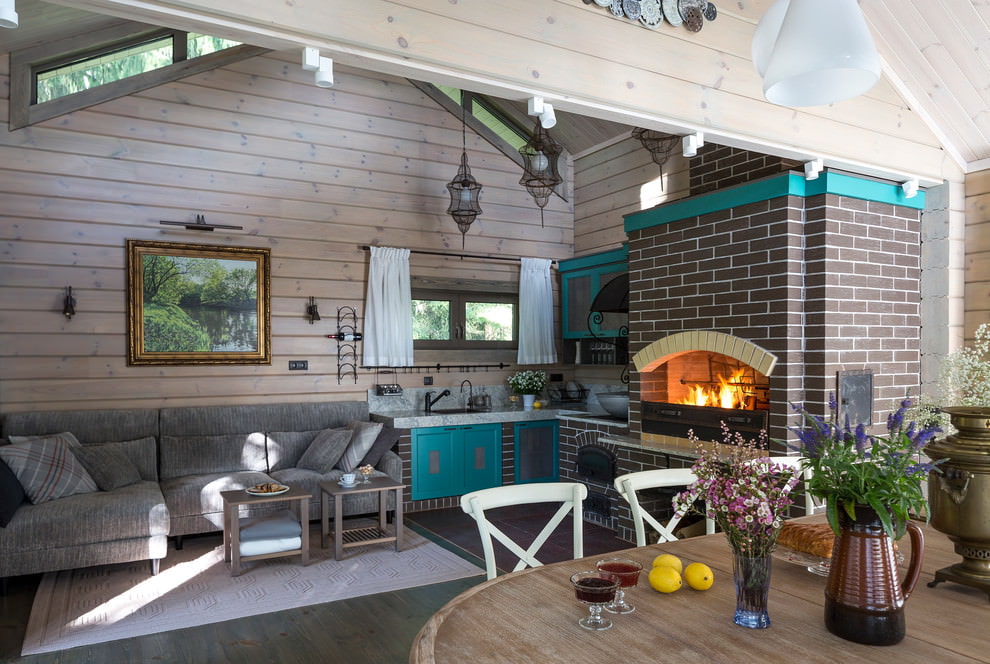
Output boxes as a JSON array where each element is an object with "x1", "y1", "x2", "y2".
[{"x1": 22, "y1": 525, "x2": 482, "y2": 655}]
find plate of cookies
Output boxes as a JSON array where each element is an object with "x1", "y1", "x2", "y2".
[{"x1": 246, "y1": 482, "x2": 289, "y2": 495}]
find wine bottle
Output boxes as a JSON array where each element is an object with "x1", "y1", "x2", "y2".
[{"x1": 327, "y1": 332, "x2": 362, "y2": 341}]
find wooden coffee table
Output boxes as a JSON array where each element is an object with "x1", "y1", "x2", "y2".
[
  {"x1": 220, "y1": 485, "x2": 310, "y2": 576},
  {"x1": 319, "y1": 477, "x2": 405, "y2": 560}
]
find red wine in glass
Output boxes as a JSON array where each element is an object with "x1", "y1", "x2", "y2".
[{"x1": 570, "y1": 571, "x2": 620, "y2": 630}]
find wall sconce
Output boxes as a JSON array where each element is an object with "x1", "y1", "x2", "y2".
[
  {"x1": 62, "y1": 286, "x2": 76, "y2": 320},
  {"x1": 901, "y1": 178, "x2": 919, "y2": 199},
  {"x1": 527, "y1": 96, "x2": 557, "y2": 129},
  {"x1": 306, "y1": 297, "x2": 321, "y2": 324},
  {"x1": 302, "y1": 47, "x2": 334, "y2": 88},
  {"x1": 0, "y1": 0, "x2": 18, "y2": 29},
  {"x1": 681, "y1": 132, "x2": 704, "y2": 158},
  {"x1": 804, "y1": 157, "x2": 823, "y2": 180}
]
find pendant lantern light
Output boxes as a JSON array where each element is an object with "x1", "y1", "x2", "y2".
[
  {"x1": 518, "y1": 119, "x2": 563, "y2": 227},
  {"x1": 753, "y1": 0, "x2": 881, "y2": 107},
  {"x1": 445, "y1": 103, "x2": 483, "y2": 249}
]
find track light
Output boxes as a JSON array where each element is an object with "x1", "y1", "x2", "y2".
[
  {"x1": 804, "y1": 157, "x2": 823, "y2": 180},
  {"x1": 0, "y1": 0, "x2": 17, "y2": 29},
  {"x1": 302, "y1": 47, "x2": 333, "y2": 87},
  {"x1": 527, "y1": 96, "x2": 557, "y2": 129},
  {"x1": 901, "y1": 179, "x2": 919, "y2": 199},
  {"x1": 681, "y1": 132, "x2": 704, "y2": 158}
]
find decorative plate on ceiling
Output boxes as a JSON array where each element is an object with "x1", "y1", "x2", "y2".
[
  {"x1": 623, "y1": 0, "x2": 642, "y2": 21},
  {"x1": 594, "y1": 0, "x2": 612, "y2": 7},
  {"x1": 610, "y1": 0, "x2": 625, "y2": 16},
  {"x1": 639, "y1": 0, "x2": 664, "y2": 28},
  {"x1": 661, "y1": 0, "x2": 682, "y2": 26},
  {"x1": 679, "y1": 1, "x2": 704, "y2": 32},
  {"x1": 703, "y1": 2, "x2": 717, "y2": 21}
]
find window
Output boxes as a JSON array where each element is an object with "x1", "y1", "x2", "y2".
[
  {"x1": 34, "y1": 31, "x2": 241, "y2": 104},
  {"x1": 10, "y1": 28, "x2": 264, "y2": 129},
  {"x1": 412, "y1": 289, "x2": 517, "y2": 350}
]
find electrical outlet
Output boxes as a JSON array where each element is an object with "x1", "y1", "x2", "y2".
[
  {"x1": 423, "y1": 376, "x2": 434, "y2": 385},
  {"x1": 288, "y1": 360, "x2": 309, "y2": 370}
]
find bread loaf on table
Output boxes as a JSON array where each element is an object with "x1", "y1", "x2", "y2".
[{"x1": 777, "y1": 522, "x2": 835, "y2": 559}]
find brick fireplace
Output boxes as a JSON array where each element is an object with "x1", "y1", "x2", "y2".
[{"x1": 624, "y1": 171, "x2": 926, "y2": 449}]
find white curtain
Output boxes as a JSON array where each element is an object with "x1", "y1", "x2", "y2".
[
  {"x1": 517, "y1": 257, "x2": 557, "y2": 365},
  {"x1": 362, "y1": 246, "x2": 414, "y2": 367}
]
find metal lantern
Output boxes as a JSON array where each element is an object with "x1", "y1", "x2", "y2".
[
  {"x1": 446, "y1": 105, "x2": 483, "y2": 249},
  {"x1": 519, "y1": 119, "x2": 563, "y2": 227},
  {"x1": 632, "y1": 128, "x2": 681, "y2": 187}
]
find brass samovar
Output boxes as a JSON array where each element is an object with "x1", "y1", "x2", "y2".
[{"x1": 926, "y1": 407, "x2": 990, "y2": 599}]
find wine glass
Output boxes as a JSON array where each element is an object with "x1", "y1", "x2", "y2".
[
  {"x1": 570, "y1": 570, "x2": 620, "y2": 631},
  {"x1": 595, "y1": 557, "x2": 642, "y2": 614}
]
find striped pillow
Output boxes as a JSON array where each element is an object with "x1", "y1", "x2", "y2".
[{"x1": 0, "y1": 437, "x2": 97, "y2": 504}]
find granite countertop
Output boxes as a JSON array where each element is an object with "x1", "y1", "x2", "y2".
[{"x1": 370, "y1": 407, "x2": 568, "y2": 429}]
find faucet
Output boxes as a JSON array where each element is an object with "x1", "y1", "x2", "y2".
[
  {"x1": 424, "y1": 389, "x2": 451, "y2": 413},
  {"x1": 460, "y1": 379, "x2": 473, "y2": 407}
]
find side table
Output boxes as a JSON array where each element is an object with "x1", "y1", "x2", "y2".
[
  {"x1": 220, "y1": 485, "x2": 310, "y2": 576},
  {"x1": 319, "y1": 477, "x2": 406, "y2": 560}
]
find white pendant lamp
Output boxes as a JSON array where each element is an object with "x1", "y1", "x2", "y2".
[
  {"x1": 0, "y1": 0, "x2": 18, "y2": 29},
  {"x1": 753, "y1": 0, "x2": 881, "y2": 107}
]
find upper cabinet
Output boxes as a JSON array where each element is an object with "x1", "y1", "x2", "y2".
[{"x1": 559, "y1": 246, "x2": 628, "y2": 339}]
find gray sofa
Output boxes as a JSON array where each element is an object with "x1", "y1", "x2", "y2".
[{"x1": 0, "y1": 401, "x2": 402, "y2": 580}]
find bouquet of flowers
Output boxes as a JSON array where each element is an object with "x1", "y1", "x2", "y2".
[
  {"x1": 507, "y1": 370, "x2": 548, "y2": 395},
  {"x1": 674, "y1": 425, "x2": 799, "y2": 558},
  {"x1": 789, "y1": 395, "x2": 942, "y2": 540}
]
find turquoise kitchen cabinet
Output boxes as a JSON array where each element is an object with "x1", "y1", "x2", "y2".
[
  {"x1": 559, "y1": 246, "x2": 628, "y2": 339},
  {"x1": 411, "y1": 423, "x2": 502, "y2": 500}
]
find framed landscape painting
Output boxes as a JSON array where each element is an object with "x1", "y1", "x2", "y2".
[{"x1": 126, "y1": 240, "x2": 271, "y2": 365}]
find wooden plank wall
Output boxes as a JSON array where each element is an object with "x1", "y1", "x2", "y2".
[
  {"x1": 964, "y1": 169, "x2": 990, "y2": 337},
  {"x1": 0, "y1": 50, "x2": 575, "y2": 413},
  {"x1": 569, "y1": 134, "x2": 689, "y2": 386}
]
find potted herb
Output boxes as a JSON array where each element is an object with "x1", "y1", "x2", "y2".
[{"x1": 507, "y1": 370, "x2": 548, "y2": 410}]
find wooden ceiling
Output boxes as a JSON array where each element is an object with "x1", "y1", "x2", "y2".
[{"x1": 3, "y1": 0, "x2": 988, "y2": 171}]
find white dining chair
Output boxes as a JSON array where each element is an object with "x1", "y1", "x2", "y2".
[
  {"x1": 460, "y1": 482, "x2": 587, "y2": 580},
  {"x1": 765, "y1": 455, "x2": 817, "y2": 515},
  {"x1": 614, "y1": 468, "x2": 715, "y2": 547}
]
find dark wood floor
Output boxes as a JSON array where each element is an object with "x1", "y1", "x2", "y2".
[{"x1": 0, "y1": 506, "x2": 629, "y2": 663}]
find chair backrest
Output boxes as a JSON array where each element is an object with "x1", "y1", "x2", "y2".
[
  {"x1": 765, "y1": 455, "x2": 817, "y2": 515},
  {"x1": 614, "y1": 468, "x2": 715, "y2": 547},
  {"x1": 460, "y1": 482, "x2": 587, "y2": 580}
]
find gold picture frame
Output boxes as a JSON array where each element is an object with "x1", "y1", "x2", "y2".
[{"x1": 126, "y1": 240, "x2": 271, "y2": 365}]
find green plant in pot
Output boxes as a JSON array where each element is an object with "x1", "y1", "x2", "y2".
[
  {"x1": 507, "y1": 370, "x2": 548, "y2": 410},
  {"x1": 788, "y1": 395, "x2": 942, "y2": 646}
]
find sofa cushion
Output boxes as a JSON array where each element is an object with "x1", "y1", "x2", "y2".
[
  {"x1": 0, "y1": 437, "x2": 98, "y2": 504},
  {"x1": 0, "y1": 480, "x2": 168, "y2": 555},
  {"x1": 73, "y1": 445, "x2": 142, "y2": 491},
  {"x1": 337, "y1": 421, "x2": 384, "y2": 472},
  {"x1": 160, "y1": 471, "x2": 275, "y2": 519},
  {"x1": 266, "y1": 430, "x2": 321, "y2": 471},
  {"x1": 0, "y1": 456, "x2": 25, "y2": 527},
  {"x1": 88, "y1": 436, "x2": 158, "y2": 482},
  {"x1": 160, "y1": 433, "x2": 268, "y2": 480},
  {"x1": 297, "y1": 427, "x2": 352, "y2": 474},
  {"x1": 359, "y1": 425, "x2": 401, "y2": 468}
]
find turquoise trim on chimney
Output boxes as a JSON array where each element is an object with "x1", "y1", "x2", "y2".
[{"x1": 624, "y1": 172, "x2": 926, "y2": 233}]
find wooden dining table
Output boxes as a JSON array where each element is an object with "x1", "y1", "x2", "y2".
[{"x1": 410, "y1": 521, "x2": 989, "y2": 664}]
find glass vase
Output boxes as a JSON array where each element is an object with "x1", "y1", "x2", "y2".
[{"x1": 732, "y1": 553, "x2": 772, "y2": 629}]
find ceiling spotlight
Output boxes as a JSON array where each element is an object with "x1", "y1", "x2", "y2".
[
  {"x1": 681, "y1": 132, "x2": 705, "y2": 158},
  {"x1": 0, "y1": 0, "x2": 17, "y2": 29},
  {"x1": 527, "y1": 96, "x2": 557, "y2": 129},
  {"x1": 901, "y1": 179, "x2": 919, "y2": 199},
  {"x1": 315, "y1": 57, "x2": 333, "y2": 88},
  {"x1": 301, "y1": 46, "x2": 320, "y2": 71},
  {"x1": 804, "y1": 157, "x2": 823, "y2": 180}
]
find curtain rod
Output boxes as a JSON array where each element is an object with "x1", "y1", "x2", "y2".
[{"x1": 359, "y1": 245, "x2": 556, "y2": 265}]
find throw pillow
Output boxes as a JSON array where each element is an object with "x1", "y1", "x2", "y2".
[
  {"x1": 0, "y1": 437, "x2": 97, "y2": 504},
  {"x1": 8, "y1": 431, "x2": 82, "y2": 448},
  {"x1": 297, "y1": 427, "x2": 353, "y2": 474},
  {"x1": 337, "y1": 420, "x2": 385, "y2": 472},
  {"x1": 359, "y1": 425, "x2": 401, "y2": 468},
  {"x1": 73, "y1": 445, "x2": 143, "y2": 491},
  {"x1": 0, "y1": 456, "x2": 26, "y2": 527}
]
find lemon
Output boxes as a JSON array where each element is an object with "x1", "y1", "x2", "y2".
[
  {"x1": 648, "y1": 565, "x2": 682, "y2": 593},
  {"x1": 683, "y1": 562, "x2": 714, "y2": 590},
  {"x1": 652, "y1": 553, "x2": 683, "y2": 573}
]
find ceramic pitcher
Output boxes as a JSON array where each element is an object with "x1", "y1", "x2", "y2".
[{"x1": 823, "y1": 504, "x2": 924, "y2": 646}]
